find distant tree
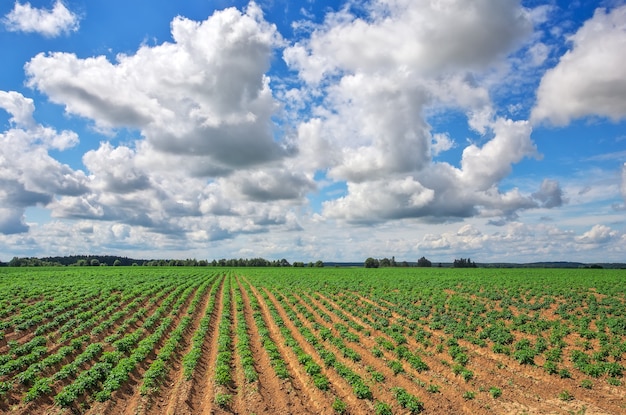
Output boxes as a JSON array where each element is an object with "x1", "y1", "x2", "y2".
[
  {"x1": 365, "y1": 257, "x2": 380, "y2": 268},
  {"x1": 379, "y1": 257, "x2": 391, "y2": 267},
  {"x1": 9, "y1": 257, "x2": 23, "y2": 267},
  {"x1": 293, "y1": 261, "x2": 305, "y2": 267},
  {"x1": 453, "y1": 258, "x2": 477, "y2": 268},
  {"x1": 315, "y1": 260, "x2": 324, "y2": 268},
  {"x1": 417, "y1": 256, "x2": 432, "y2": 267},
  {"x1": 113, "y1": 259, "x2": 122, "y2": 266},
  {"x1": 90, "y1": 259, "x2": 100, "y2": 267}
]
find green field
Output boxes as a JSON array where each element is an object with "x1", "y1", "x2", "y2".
[{"x1": 0, "y1": 266, "x2": 624, "y2": 414}]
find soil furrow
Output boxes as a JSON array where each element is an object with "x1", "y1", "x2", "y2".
[
  {"x1": 264, "y1": 287, "x2": 374, "y2": 414},
  {"x1": 244, "y1": 280, "x2": 334, "y2": 414},
  {"x1": 155, "y1": 275, "x2": 224, "y2": 415},
  {"x1": 236, "y1": 276, "x2": 300, "y2": 415},
  {"x1": 96, "y1": 283, "x2": 204, "y2": 415},
  {"x1": 285, "y1": 288, "x2": 468, "y2": 414},
  {"x1": 191, "y1": 274, "x2": 225, "y2": 415},
  {"x1": 341, "y1": 290, "x2": 622, "y2": 415}
]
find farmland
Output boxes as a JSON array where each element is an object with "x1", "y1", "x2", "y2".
[{"x1": 0, "y1": 267, "x2": 624, "y2": 414}]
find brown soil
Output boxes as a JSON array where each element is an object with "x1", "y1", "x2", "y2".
[
  {"x1": 340, "y1": 290, "x2": 625, "y2": 415},
  {"x1": 244, "y1": 280, "x2": 336, "y2": 414}
]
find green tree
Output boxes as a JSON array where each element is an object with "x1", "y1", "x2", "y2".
[
  {"x1": 417, "y1": 256, "x2": 432, "y2": 267},
  {"x1": 379, "y1": 257, "x2": 391, "y2": 267},
  {"x1": 365, "y1": 257, "x2": 380, "y2": 268}
]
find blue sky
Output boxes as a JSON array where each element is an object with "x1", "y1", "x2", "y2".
[{"x1": 0, "y1": 0, "x2": 625, "y2": 263}]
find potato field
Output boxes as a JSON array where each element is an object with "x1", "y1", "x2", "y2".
[{"x1": 0, "y1": 267, "x2": 624, "y2": 414}]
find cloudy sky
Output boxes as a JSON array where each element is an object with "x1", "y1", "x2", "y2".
[{"x1": 0, "y1": 0, "x2": 625, "y2": 263}]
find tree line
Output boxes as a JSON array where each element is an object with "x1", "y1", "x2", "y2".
[
  {"x1": 0, "y1": 256, "x2": 325, "y2": 268},
  {"x1": 364, "y1": 256, "x2": 478, "y2": 268}
]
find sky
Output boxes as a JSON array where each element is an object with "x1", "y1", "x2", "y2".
[{"x1": 0, "y1": 0, "x2": 625, "y2": 263}]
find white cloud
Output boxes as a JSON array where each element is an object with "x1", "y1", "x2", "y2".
[
  {"x1": 431, "y1": 133, "x2": 455, "y2": 156},
  {"x1": 460, "y1": 118, "x2": 538, "y2": 191},
  {"x1": 532, "y1": 178, "x2": 566, "y2": 208},
  {"x1": 221, "y1": 169, "x2": 315, "y2": 202},
  {"x1": 3, "y1": 0, "x2": 79, "y2": 37},
  {"x1": 576, "y1": 224, "x2": 618, "y2": 245},
  {"x1": 322, "y1": 177, "x2": 435, "y2": 223},
  {"x1": 82, "y1": 143, "x2": 151, "y2": 194},
  {"x1": 283, "y1": 0, "x2": 546, "y2": 226},
  {"x1": 284, "y1": 0, "x2": 532, "y2": 83},
  {"x1": 25, "y1": 2, "x2": 286, "y2": 176},
  {"x1": 0, "y1": 91, "x2": 87, "y2": 234},
  {"x1": 532, "y1": 5, "x2": 626, "y2": 125},
  {"x1": 0, "y1": 90, "x2": 35, "y2": 127}
]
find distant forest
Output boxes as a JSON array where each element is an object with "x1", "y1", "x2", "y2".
[{"x1": 1, "y1": 255, "x2": 623, "y2": 268}]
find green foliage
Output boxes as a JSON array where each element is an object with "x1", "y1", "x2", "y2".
[
  {"x1": 462, "y1": 391, "x2": 476, "y2": 400},
  {"x1": 387, "y1": 359, "x2": 404, "y2": 375},
  {"x1": 374, "y1": 401, "x2": 393, "y2": 415},
  {"x1": 332, "y1": 397, "x2": 348, "y2": 414},
  {"x1": 214, "y1": 393, "x2": 232, "y2": 407},
  {"x1": 489, "y1": 387, "x2": 502, "y2": 398},
  {"x1": 558, "y1": 390, "x2": 574, "y2": 401},
  {"x1": 395, "y1": 388, "x2": 424, "y2": 413}
]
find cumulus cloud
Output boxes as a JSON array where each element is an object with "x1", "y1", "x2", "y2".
[
  {"x1": 0, "y1": 90, "x2": 35, "y2": 127},
  {"x1": 431, "y1": 133, "x2": 455, "y2": 156},
  {"x1": 3, "y1": 0, "x2": 79, "y2": 37},
  {"x1": 532, "y1": 5, "x2": 626, "y2": 125},
  {"x1": 460, "y1": 118, "x2": 538, "y2": 191},
  {"x1": 532, "y1": 178, "x2": 566, "y2": 208},
  {"x1": 282, "y1": 0, "x2": 549, "y2": 225},
  {"x1": 576, "y1": 224, "x2": 618, "y2": 245},
  {"x1": 323, "y1": 177, "x2": 435, "y2": 223},
  {"x1": 25, "y1": 2, "x2": 287, "y2": 176},
  {"x1": 82, "y1": 143, "x2": 151, "y2": 194},
  {"x1": 284, "y1": 0, "x2": 531, "y2": 83},
  {"x1": 222, "y1": 169, "x2": 315, "y2": 202},
  {"x1": 0, "y1": 90, "x2": 87, "y2": 234}
]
